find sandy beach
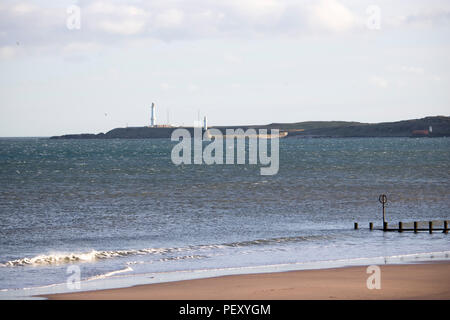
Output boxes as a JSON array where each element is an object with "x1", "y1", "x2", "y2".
[{"x1": 44, "y1": 262, "x2": 450, "y2": 300}]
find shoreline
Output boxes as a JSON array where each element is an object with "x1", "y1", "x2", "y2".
[{"x1": 42, "y1": 261, "x2": 450, "y2": 300}]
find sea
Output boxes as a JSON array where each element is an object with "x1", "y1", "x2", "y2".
[{"x1": 0, "y1": 137, "x2": 449, "y2": 299}]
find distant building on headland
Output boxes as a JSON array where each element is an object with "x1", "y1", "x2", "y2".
[
  {"x1": 153, "y1": 124, "x2": 173, "y2": 128},
  {"x1": 411, "y1": 125, "x2": 434, "y2": 137},
  {"x1": 411, "y1": 129, "x2": 429, "y2": 136}
]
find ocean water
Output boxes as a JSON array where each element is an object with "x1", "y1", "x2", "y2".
[{"x1": 0, "y1": 137, "x2": 449, "y2": 298}]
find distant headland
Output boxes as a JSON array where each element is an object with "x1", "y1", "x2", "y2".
[{"x1": 50, "y1": 116, "x2": 450, "y2": 139}]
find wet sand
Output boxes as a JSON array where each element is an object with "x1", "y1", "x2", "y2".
[{"x1": 44, "y1": 262, "x2": 450, "y2": 300}]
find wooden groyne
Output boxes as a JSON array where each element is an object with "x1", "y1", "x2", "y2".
[
  {"x1": 354, "y1": 220, "x2": 449, "y2": 233},
  {"x1": 353, "y1": 194, "x2": 448, "y2": 233}
]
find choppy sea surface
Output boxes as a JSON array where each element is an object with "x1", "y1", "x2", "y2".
[{"x1": 0, "y1": 137, "x2": 449, "y2": 298}]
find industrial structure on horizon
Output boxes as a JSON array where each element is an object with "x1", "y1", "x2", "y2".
[
  {"x1": 149, "y1": 102, "x2": 209, "y2": 130},
  {"x1": 150, "y1": 102, "x2": 156, "y2": 127},
  {"x1": 149, "y1": 102, "x2": 173, "y2": 128}
]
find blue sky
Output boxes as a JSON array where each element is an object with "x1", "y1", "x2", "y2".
[{"x1": 0, "y1": 0, "x2": 449, "y2": 136}]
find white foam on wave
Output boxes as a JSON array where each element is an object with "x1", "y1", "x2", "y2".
[
  {"x1": 141, "y1": 250, "x2": 450, "y2": 278},
  {"x1": 2, "y1": 251, "x2": 99, "y2": 267},
  {"x1": 1, "y1": 250, "x2": 449, "y2": 297},
  {"x1": 87, "y1": 266, "x2": 133, "y2": 281},
  {"x1": 0, "y1": 266, "x2": 134, "y2": 293},
  {"x1": 1, "y1": 235, "x2": 322, "y2": 267},
  {"x1": 159, "y1": 254, "x2": 206, "y2": 262},
  {"x1": 1, "y1": 249, "x2": 167, "y2": 267},
  {"x1": 3, "y1": 232, "x2": 445, "y2": 269},
  {"x1": 0, "y1": 243, "x2": 218, "y2": 267}
]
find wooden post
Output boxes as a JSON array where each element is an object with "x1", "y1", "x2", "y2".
[
  {"x1": 414, "y1": 221, "x2": 418, "y2": 233},
  {"x1": 354, "y1": 222, "x2": 358, "y2": 230},
  {"x1": 383, "y1": 222, "x2": 388, "y2": 231},
  {"x1": 369, "y1": 222, "x2": 373, "y2": 230},
  {"x1": 379, "y1": 194, "x2": 387, "y2": 227},
  {"x1": 399, "y1": 222, "x2": 403, "y2": 233},
  {"x1": 429, "y1": 221, "x2": 433, "y2": 234},
  {"x1": 444, "y1": 221, "x2": 448, "y2": 234}
]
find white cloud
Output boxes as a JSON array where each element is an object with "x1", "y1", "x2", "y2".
[
  {"x1": 388, "y1": 65, "x2": 426, "y2": 75},
  {"x1": 98, "y1": 19, "x2": 146, "y2": 35},
  {"x1": 404, "y1": 10, "x2": 450, "y2": 27},
  {"x1": 1, "y1": 0, "x2": 450, "y2": 59},
  {"x1": 62, "y1": 42, "x2": 102, "y2": 55},
  {"x1": 0, "y1": 46, "x2": 17, "y2": 59},
  {"x1": 432, "y1": 75, "x2": 442, "y2": 82},
  {"x1": 10, "y1": 3, "x2": 36, "y2": 15},
  {"x1": 86, "y1": 1, "x2": 147, "y2": 35},
  {"x1": 223, "y1": 53, "x2": 242, "y2": 64},
  {"x1": 227, "y1": 0, "x2": 286, "y2": 21},
  {"x1": 400, "y1": 66, "x2": 424, "y2": 75},
  {"x1": 154, "y1": 9, "x2": 184, "y2": 29},
  {"x1": 187, "y1": 83, "x2": 199, "y2": 92},
  {"x1": 370, "y1": 76, "x2": 388, "y2": 88},
  {"x1": 86, "y1": 2, "x2": 146, "y2": 17},
  {"x1": 160, "y1": 83, "x2": 171, "y2": 90},
  {"x1": 307, "y1": 0, "x2": 359, "y2": 33},
  {"x1": 385, "y1": 5, "x2": 450, "y2": 29}
]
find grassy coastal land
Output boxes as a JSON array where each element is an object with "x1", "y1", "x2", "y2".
[{"x1": 50, "y1": 116, "x2": 450, "y2": 139}]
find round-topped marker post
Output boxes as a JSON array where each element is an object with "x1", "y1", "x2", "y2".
[{"x1": 379, "y1": 194, "x2": 388, "y2": 231}]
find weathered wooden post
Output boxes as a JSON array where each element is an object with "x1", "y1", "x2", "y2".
[
  {"x1": 354, "y1": 222, "x2": 358, "y2": 230},
  {"x1": 399, "y1": 222, "x2": 403, "y2": 233},
  {"x1": 444, "y1": 221, "x2": 448, "y2": 234},
  {"x1": 383, "y1": 222, "x2": 388, "y2": 231},
  {"x1": 429, "y1": 221, "x2": 433, "y2": 234},
  {"x1": 414, "y1": 221, "x2": 418, "y2": 233},
  {"x1": 369, "y1": 222, "x2": 373, "y2": 230},
  {"x1": 379, "y1": 194, "x2": 387, "y2": 230}
]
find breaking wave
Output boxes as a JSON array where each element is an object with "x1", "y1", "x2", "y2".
[
  {"x1": 86, "y1": 266, "x2": 133, "y2": 281},
  {"x1": 0, "y1": 234, "x2": 334, "y2": 267},
  {"x1": 1, "y1": 249, "x2": 168, "y2": 267}
]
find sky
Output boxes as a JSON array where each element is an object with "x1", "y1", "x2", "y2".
[{"x1": 0, "y1": 0, "x2": 449, "y2": 137}]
